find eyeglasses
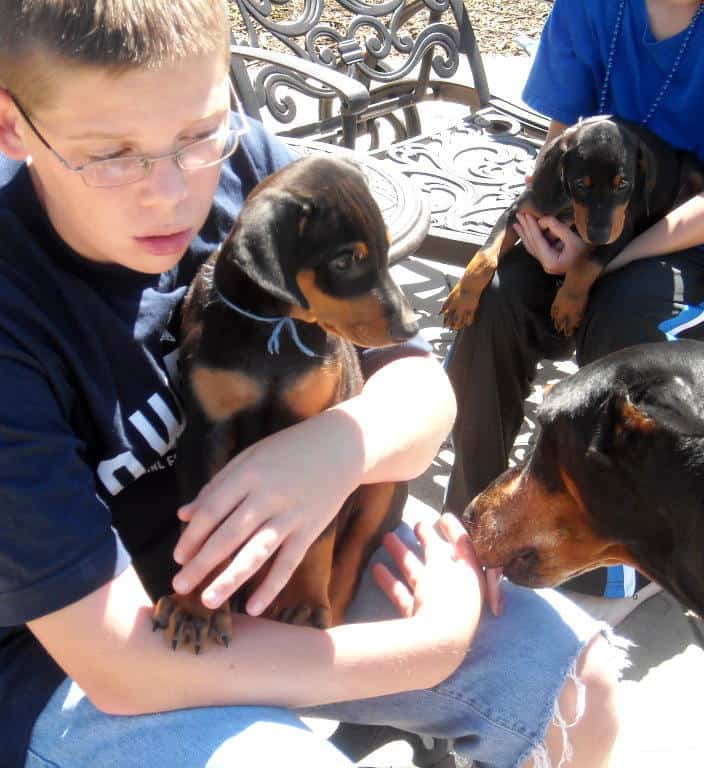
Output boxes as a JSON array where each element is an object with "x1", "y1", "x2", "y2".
[{"x1": 9, "y1": 82, "x2": 249, "y2": 188}]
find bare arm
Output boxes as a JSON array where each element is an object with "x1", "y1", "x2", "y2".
[
  {"x1": 28, "y1": 514, "x2": 482, "y2": 717},
  {"x1": 605, "y1": 192, "x2": 704, "y2": 272}
]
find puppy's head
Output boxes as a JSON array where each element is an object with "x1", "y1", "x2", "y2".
[
  {"x1": 463, "y1": 341, "x2": 704, "y2": 615},
  {"x1": 221, "y1": 155, "x2": 417, "y2": 347},
  {"x1": 557, "y1": 117, "x2": 648, "y2": 245}
]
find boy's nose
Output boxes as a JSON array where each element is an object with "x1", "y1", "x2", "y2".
[{"x1": 140, "y1": 156, "x2": 189, "y2": 205}]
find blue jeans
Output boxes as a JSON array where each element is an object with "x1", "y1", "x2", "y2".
[{"x1": 26, "y1": 516, "x2": 617, "y2": 768}]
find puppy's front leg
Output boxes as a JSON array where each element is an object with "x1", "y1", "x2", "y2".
[
  {"x1": 551, "y1": 255, "x2": 605, "y2": 336},
  {"x1": 441, "y1": 192, "x2": 539, "y2": 330}
]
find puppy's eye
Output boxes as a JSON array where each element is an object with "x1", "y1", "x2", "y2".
[
  {"x1": 573, "y1": 179, "x2": 587, "y2": 192},
  {"x1": 330, "y1": 253, "x2": 353, "y2": 272}
]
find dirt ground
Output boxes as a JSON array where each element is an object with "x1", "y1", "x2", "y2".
[{"x1": 229, "y1": 0, "x2": 552, "y2": 57}]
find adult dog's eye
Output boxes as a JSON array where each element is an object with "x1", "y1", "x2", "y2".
[
  {"x1": 616, "y1": 178, "x2": 630, "y2": 190},
  {"x1": 573, "y1": 179, "x2": 587, "y2": 192}
]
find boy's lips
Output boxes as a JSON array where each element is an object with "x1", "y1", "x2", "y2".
[{"x1": 134, "y1": 228, "x2": 195, "y2": 255}]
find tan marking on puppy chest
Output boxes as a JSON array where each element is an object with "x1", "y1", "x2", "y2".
[
  {"x1": 191, "y1": 367, "x2": 264, "y2": 422},
  {"x1": 282, "y1": 361, "x2": 342, "y2": 419}
]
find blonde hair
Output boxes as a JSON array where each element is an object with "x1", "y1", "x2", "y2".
[{"x1": 0, "y1": 0, "x2": 231, "y2": 111}]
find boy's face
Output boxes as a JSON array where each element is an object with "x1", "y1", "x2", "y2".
[{"x1": 4, "y1": 52, "x2": 230, "y2": 273}]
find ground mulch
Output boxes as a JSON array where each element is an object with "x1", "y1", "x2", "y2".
[{"x1": 228, "y1": 0, "x2": 551, "y2": 57}]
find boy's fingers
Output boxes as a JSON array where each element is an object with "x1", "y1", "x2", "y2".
[
  {"x1": 244, "y1": 534, "x2": 310, "y2": 616},
  {"x1": 372, "y1": 562, "x2": 415, "y2": 617},
  {"x1": 540, "y1": 216, "x2": 573, "y2": 240},
  {"x1": 173, "y1": 485, "x2": 249, "y2": 564},
  {"x1": 199, "y1": 524, "x2": 284, "y2": 610},
  {"x1": 382, "y1": 531, "x2": 423, "y2": 590}
]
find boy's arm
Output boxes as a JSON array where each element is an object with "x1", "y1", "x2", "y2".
[
  {"x1": 28, "y1": 513, "x2": 482, "y2": 716},
  {"x1": 172, "y1": 354, "x2": 457, "y2": 616},
  {"x1": 605, "y1": 192, "x2": 704, "y2": 272}
]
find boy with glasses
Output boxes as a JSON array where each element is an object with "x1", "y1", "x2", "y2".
[{"x1": 0, "y1": 2, "x2": 622, "y2": 767}]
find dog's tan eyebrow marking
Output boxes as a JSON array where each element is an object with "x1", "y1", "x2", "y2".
[
  {"x1": 583, "y1": 176, "x2": 592, "y2": 188},
  {"x1": 353, "y1": 242, "x2": 368, "y2": 261},
  {"x1": 613, "y1": 175, "x2": 623, "y2": 188}
]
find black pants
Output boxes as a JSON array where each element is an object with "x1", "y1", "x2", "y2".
[{"x1": 445, "y1": 244, "x2": 704, "y2": 593}]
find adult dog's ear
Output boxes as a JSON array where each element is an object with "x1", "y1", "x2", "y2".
[
  {"x1": 586, "y1": 390, "x2": 658, "y2": 467},
  {"x1": 227, "y1": 192, "x2": 314, "y2": 308}
]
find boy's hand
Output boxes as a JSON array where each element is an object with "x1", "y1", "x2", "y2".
[
  {"x1": 514, "y1": 212, "x2": 589, "y2": 275},
  {"x1": 372, "y1": 514, "x2": 492, "y2": 642},
  {"x1": 171, "y1": 413, "x2": 362, "y2": 616}
]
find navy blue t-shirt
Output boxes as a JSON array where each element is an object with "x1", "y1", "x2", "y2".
[{"x1": 523, "y1": 0, "x2": 704, "y2": 163}]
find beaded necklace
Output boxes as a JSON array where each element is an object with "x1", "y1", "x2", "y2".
[{"x1": 598, "y1": 0, "x2": 704, "y2": 124}]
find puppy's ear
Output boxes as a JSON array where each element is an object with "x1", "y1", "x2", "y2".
[
  {"x1": 531, "y1": 129, "x2": 576, "y2": 208},
  {"x1": 586, "y1": 390, "x2": 657, "y2": 467},
  {"x1": 636, "y1": 137, "x2": 658, "y2": 215},
  {"x1": 229, "y1": 192, "x2": 313, "y2": 307},
  {"x1": 674, "y1": 155, "x2": 704, "y2": 208}
]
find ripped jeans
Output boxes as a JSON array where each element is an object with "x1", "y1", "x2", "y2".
[{"x1": 25, "y1": 516, "x2": 626, "y2": 768}]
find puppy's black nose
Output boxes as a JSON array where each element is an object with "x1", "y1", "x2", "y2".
[{"x1": 389, "y1": 313, "x2": 419, "y2": 341}]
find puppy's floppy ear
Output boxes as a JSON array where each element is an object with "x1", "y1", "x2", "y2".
[
  {"x1": 229, "y1": 192, "x2": 313, "y2": 307},
  {"x1": 531, "y1": 128, "x2": 576, "y2": 206},
  {"x1": 674, "y1": 155, "x2": 704, "y2": 208},
  {"x1": 586, "y1": 390, "x2": 657, "y2": 467},
  {"x1": 636, "y1": 136, "x2": 658, "y2": 215}
]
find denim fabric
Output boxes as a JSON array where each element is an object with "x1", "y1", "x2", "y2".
[{"x1": 26, "y1": 517, "x2": 607, "y2": 768}]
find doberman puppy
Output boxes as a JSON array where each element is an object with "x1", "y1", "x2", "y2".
[
  {"x1": 153, "y1": 155, "x2": 418, "y2": 652},
  {"x1": 464, "y1": 340, "x2": 704, "y2": 618},
  {"x1": 442, "y1": 116, "x2": 704, "y2": 335}
]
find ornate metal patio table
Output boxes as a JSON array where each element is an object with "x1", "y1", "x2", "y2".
[{"x1": 283, "y1": 138, "x2": 431, "y2": 264}]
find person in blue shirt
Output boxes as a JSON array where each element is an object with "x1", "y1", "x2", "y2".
[
  {"x1": 0, "y1": 2, "x2": 623, "y2": 767},
  {"x1": 446, "y1": 0, "x2": 704, "y2": 603}
]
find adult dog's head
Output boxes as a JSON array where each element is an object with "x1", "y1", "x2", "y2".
[
  {"x1": 463, "y1": 340, "x2": 704, "y2": 617},
  {"x1": 217, "y1": 155, "x2": 417, "y2": 348}
]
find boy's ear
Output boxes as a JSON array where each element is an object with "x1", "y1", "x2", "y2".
[
  {"x1": 0, "y1": 89, "x2": 30, "y2": 160},
  {"x1": 226, "y1": 192, "x2": 313, "y2": 308}
]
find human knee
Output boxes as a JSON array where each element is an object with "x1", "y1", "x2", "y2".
[
  {"x1": 578, "y1": 634, "x2": 620, "y2": 716},
  {"x1": 529, "y1": 634, "x2": 621, "y2": 768}
]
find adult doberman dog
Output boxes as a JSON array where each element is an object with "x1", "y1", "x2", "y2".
[
  {"x1": 464, "y1": 340, "x2": 704, "y2": 618},
  {"x1": 153, "y1": 156, "x2": 418, "y2": 652},
  {"x1": 442, "y1": 116, "x2": 704, "y2": 335}
]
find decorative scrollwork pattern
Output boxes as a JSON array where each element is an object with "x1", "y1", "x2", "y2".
[
  {"x1": 378, "y1": 110, "x2": 539, "y2": 243},
  {"x1": 232, "y1": 0, "x2": 461, "y2": 83}
]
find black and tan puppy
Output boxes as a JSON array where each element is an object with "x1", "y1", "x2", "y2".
[
  {"x1": 464, "y1": 340, "x2": 704, "y2": 618},
  {"x1": 442, "y1": 116, "x2": 704, "y2": 334},
  {"x1": 153, "y1": 156, "x2": 418, "y2": 652}
]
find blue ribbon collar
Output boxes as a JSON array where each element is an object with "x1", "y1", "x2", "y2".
[{"x1": 214, "y1": 286, "x2": 318, "y2": 358}]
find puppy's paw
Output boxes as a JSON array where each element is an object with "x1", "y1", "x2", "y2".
[
  {"x1": 441, "y1": 283, "x2": 480, "y2": 330},
  {"x1": 152, "y1": 593, "x2": 233, "y2": 654},
  {"x1": 265, "y1": 599, "x2": 332, "y2": 628},
  {"x1": 551, "y1": 291, "x2": 586, "y2": 336}
]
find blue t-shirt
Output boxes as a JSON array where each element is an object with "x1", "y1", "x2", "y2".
[
  {"x1": 523, "y1": 0, "x2": 704, "y2": 163},
  {"x1": 0, "y1": 120, "x2": 430, "y2": 767}
]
